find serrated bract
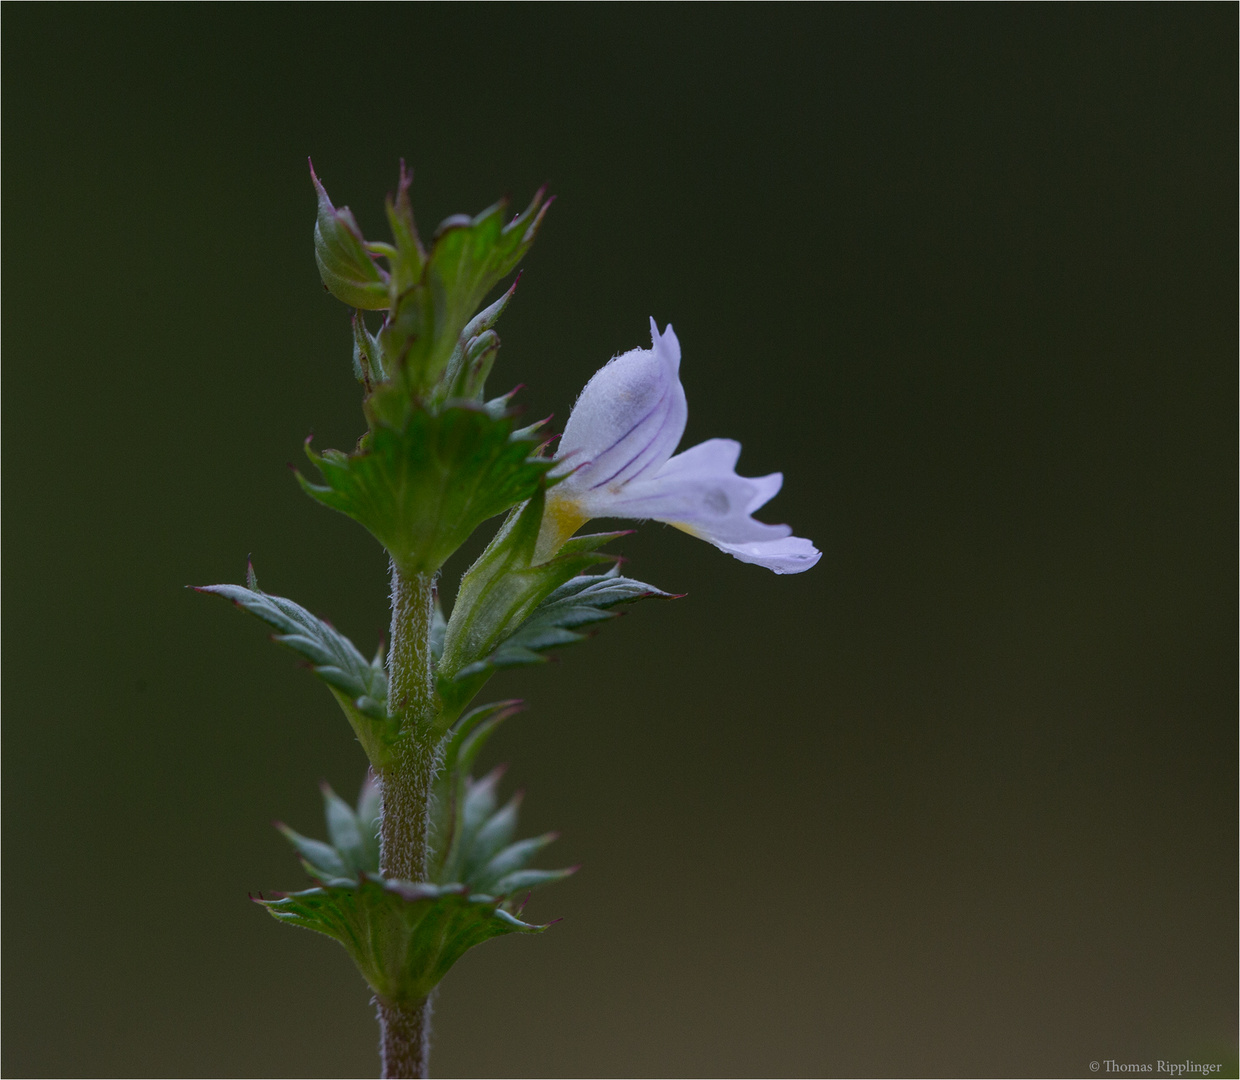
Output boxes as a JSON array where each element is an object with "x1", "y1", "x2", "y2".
[
  {"x1": 260, "y1": 720, "x2": 573, "y2": 1008},
  {"x1": 298, "y1": 403, "x2": 555, "y2": 577}
]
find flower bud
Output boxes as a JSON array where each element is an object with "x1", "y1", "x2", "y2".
[{"x1": 311, "y1": 163, "x2": 390, "y2": 310}]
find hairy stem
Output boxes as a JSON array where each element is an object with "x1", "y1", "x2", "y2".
[
  {"x1": 380, "y1": 561, "x2": 439, "y2": 1077},
  {"x1": 377, "y1": 993, "x2": 435, "y2": 1080}
]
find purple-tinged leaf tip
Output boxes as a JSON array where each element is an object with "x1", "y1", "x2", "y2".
[{"x1": 478, "y1": 763, "x2": 510, "y2": 783}]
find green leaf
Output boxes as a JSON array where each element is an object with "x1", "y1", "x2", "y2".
[
  {"x1": 455, "y1": 330, "x2": 500, "y2": 400},
  {"x1": 459, "y1": 767, "x2": 504, "y2": 849},
  {"x1": 439, "y1": 279, "x2": 519, "y2": 402},
  {"x1": 471, "y1": 833, "x2": 559, "y2": 894},
  {"x1": 461, "y1": 793, "x2": 521, "y2": 881},
  {"x1": 429, "y1": 702, "x2": 573, "y2": 898},
  {"x1": 434, "y1": 761, "x2": 573, "y2": 898},
  {"x1": 448, "y1": 701, "x2": 518, "y2": 780},
  {"x1": 276, "y1": 823, "x2": 353, "y2": 884},
  {"x1": 486, "y1": 566, "x2": 676, "y2": 670},
  {"x1": 298, "y1": 403, "x2": 554, "y2": 577},
  {"x1": 278, "y1": 777, "x2": 381, "y2": 882},
  {"x1": 429, "y1": 700, "x2": 520, "y2": 878},
  {"x1": 258, "y1": 877, "x2": 545, "y2": 1006},
  {"x1": 371, "y1": 287, "x2": 438, "y2": 406},
  {"x1": 321, "y1": 781, "x2": 379, "y2": 875},
  {"x1": 357, "y1": 774, "x2": 382, "y2": 844},
  {"x1": 490, "y1": 867, "x2": 576, "y2": 896},
  {"x1": 196, "y1": 572, "x2": 397, "y2": 765},
  {"x1": 418, "y1": 190, "x2": 549, "y2": 389},
  {"x1": 311, "y1": 165, "x2": 390, "y2": 310}
]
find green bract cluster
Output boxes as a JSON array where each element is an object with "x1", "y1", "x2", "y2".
[
  {"x1": 259, "y1": 706, "x2": 574, "y2": 1005},
  {"x1": 299, "y1": 404, "x2": 552, "y2": 577},
  {"x1": 199, "y1": 166, "x2": 672, "y2": 1015},
  {"x1": 302, "y1": 163, "x2": 557, "y2": 577}
]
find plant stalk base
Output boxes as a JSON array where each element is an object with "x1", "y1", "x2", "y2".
[{"x1": 377, "y1": 993, "x2": 434, "y2": 1079}]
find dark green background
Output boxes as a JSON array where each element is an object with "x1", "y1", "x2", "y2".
[{"x1": 4, "y1": 6, "x2": 1235, "y2": 1077}]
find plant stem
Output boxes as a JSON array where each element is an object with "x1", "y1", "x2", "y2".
[
  {"x1": 376, "y1": 994, "x2": 434, "y2": 1080},
  {"x1": 379, "y1": 561, "x2": 438, "y2": 1077}
]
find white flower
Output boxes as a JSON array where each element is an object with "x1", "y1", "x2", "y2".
[{"x1": 536, "y1": 319, "x2": 821, "y2": 575}]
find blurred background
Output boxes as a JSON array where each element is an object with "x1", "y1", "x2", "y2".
[{"x1": 3, "y1": 6, "x2": 1235, "y2": 1078}]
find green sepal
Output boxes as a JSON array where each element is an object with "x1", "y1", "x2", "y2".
[
  {"x1": 257, "y1": 877, "x2": 545, "y2": 1007},
  {"x1": 297, "y1": 402, "x2": 554, "y2": 576},
  {"x1": 311, "y1": 165, "x2": 390, "y2": 311},
  {"x1": 195, "y1": 569, "x2": 397, "y2": 765},
  {"x1": 437, "y1": 500, "x2": 671, "y2": 721},
  {"x1": 436, "y1": 495, "x2": 619, "y2": 720}
]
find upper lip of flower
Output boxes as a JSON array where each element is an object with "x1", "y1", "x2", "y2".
[{"x1": 536, "y1": 319, "x2": 821, "y2": 575}]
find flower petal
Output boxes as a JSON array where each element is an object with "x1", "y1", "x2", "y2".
[
  {"x1": 744, "y1": 471, "x2": 783, "y2": 515},
  {"x1": 598, "y1": 438, "x2": 792, "y2": 545},
  {"x1": 711, "y1": 536, "x2": 822, "y2": 574},
  {"x1": 554, "y1": 321, "x2": 686, "y2": 494},
  {"x1": 541, "y1": 319, "x2": 820, "y2": 576}
]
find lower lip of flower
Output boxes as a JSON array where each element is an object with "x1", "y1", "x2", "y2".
[{"x1": 667, "y1": 520, "x2": 706, "y2": 540}]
